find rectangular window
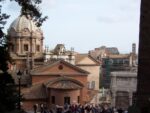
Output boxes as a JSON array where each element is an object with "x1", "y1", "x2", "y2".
[
  {"x1": 87, "y1": 82, "x2": 90, "y2": 89},
  {"x1": 36, "y1": 45, "x2": 40, "y2": 52},
  {"x1": 24, "y1": 44, "x2": 28, "y2": 51},
  {"x1": 77, "y1": 96, "x2": 80, "y2": 103},
  {"x1": 64, "y1": 97, "x2": 70, "y2": 104},
  {"x1": 51, "y1": 96, "x2": 55, "y2": 104},
  {"x1": 91, "y1": 81, "x2": 95, "y2": 89},
  {"x1": 88, "y1": 81, "x2": 95, "y2": 89}
]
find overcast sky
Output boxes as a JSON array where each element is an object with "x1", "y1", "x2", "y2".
[{"x1": 2, "y1": 0, "x2": 141, "y2": 53}]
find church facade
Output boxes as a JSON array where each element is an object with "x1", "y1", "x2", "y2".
[{"x1": 22, "y1": 60, "x2": 89, "y2": 111}]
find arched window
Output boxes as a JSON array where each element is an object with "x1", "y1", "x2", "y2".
[
  {"x1": 24, "y1": 44, "x2": 29, "y2": 51},
  {"x1": 36, "y1": 45, "x2": 40, "y2": 52}
]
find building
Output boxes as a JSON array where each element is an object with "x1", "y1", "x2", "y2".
[
  {"x1": 8, "y1": 14, "x2": 44, "y2": 85},
  {"x1": 89, "y1": 46, "x2": 119, "y2": 60},
  {"x1": 7, "y1": 14, "x2": 101, "y2": 111},
  {"x1": 89, "y1": 44, "x2": 137, "y2": 88},
  {"x1": 89, "y1": 45, "x2": 138, "y2": 105},
  {"x1": 110, "y1": 71, "x2": 137, "y2": 109},
  {"x1": 22, "y1": 60, "x2": 89, "y2": 111},
  {"x1": 75, "y1": 54, "x2": 101, "y2": 103},
  {"x1": 44, "y1": 44, "x2": 76, "y2": 65}
]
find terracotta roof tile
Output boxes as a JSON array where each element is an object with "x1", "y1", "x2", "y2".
[
  {"x1": 45, "y1": 76, "x2": 84, "y2": 89},
  {"x1": 22, "y1": 83, "x2": 47, "y2": 99}
]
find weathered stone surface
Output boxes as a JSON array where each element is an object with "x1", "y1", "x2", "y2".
[{"x1": 110, "y1": 71, "x2": 137, "y2": 109}]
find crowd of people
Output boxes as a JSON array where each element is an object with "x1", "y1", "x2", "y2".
[{"x1": 33, "y1": 103, "x2": 128, "y2": 113}]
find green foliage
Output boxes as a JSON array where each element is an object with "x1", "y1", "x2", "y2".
[
  {"x1": 0, "y1": 72, "x2": 19, "y2": 112},
  {"x1": 0, "y1": 45, "x2": 11, "y2": 72},
  {"x1": 10, "y1": 0, "x2": 48, "y2": 27}
]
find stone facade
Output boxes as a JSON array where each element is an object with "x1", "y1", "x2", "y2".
[
  {"x1": 110, "y1": 71, "x2": 137, "y2": 109},
  {"x1": 8, "y1": 15, "x2": 43, "y2": 57},
  {"x1": 89, "y1": 44, "x2": 138, "y2": 105},
  {"x1": 8, "y1": 15, "x2": 44, "y2": 85}
]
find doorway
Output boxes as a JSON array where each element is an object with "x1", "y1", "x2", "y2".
[{"x1": 64, "y1": 96, "x2": 70, "y2": 104}]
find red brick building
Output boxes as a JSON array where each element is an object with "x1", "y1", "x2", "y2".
[{"x1": 22, "y1": 60, "x2": 89, "y2": 111}]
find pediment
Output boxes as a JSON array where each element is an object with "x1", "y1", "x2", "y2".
[{"x1": 31, "y1": 60, "x2": 89, "y2": 76}]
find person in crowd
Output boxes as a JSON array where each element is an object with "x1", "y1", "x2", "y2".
[
  {"x1": 80, "y1": 105, "x2": 85, "y2": 113},
  {"x1": 117, "y1": 108, "x2": 123, "y2": 113},
  {"x1": 85, "y1": 104, "x2": 91, "y2": 113}
]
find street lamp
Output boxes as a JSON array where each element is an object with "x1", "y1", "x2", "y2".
[{"x1": 17, "y1": 70, "x2": 22, "y2": 110}]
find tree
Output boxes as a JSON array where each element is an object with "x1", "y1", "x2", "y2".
[
  {"x1": 0, "y1": 0, "x2": 47, "y2": 112},
  {"x1": 10, "y1": 0, "x2": 48, "y2": 27}
]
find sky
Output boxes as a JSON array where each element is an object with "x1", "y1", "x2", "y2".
[{"x1": 1, "y1": 0, "x2": 141, "y2": 53}]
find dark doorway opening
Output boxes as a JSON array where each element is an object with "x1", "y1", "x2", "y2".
[{"x1": 64, "y1": 97, "x2": 70, "y2": 104}]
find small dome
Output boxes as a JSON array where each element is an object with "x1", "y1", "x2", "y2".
[{"x1": 8, "y1": 15, "x2": 43, "y2": 37}]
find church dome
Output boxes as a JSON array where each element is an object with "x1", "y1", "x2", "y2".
[{"x1": 8, "y1": 15, "x2": 43, "y2": 38}]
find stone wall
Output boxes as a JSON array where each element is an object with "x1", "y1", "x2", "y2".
[{"x1": 110, "y1": 71, "x2": 137, "y2": 109}]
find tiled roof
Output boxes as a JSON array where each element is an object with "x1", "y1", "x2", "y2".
[
  {"x1": 44, "y1": 76, "x2": 84, "y2": 89},
  {"x1": 47, "y1": 80, "x2": 82, "y2": 89},
  {"x1": 22, "y1": 76, "x2": 85, "y2": 99},
  {"x1": 22, "y1": 83, "x2": 47, "y2": 99}
]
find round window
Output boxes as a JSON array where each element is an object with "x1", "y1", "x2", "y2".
[{"x1": 58, "y1": 65, "x2": 63, "y2": 70}]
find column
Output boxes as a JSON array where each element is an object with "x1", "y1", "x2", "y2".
[
  {"x1": 129, "y1": 92, "x2": 133, "y2": 106},
  {"x1": 41, "y1": 38, "x2": 43, "y2": 53},
  {"x1": 34, "y1": 39, "x2": 36, "y2": 54},
  {"x1": 16, "y1": 38, "x2": 20, "y2": 54},
  {"x1": 111, "y1": 91, "x2": 116, "y2": 107},
  {"x1": 32, "y1": 38, "x2": 35, "y2": 53},
  {"x1": 20, "y1": 39, "x2": 23, "y2": 54}
]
